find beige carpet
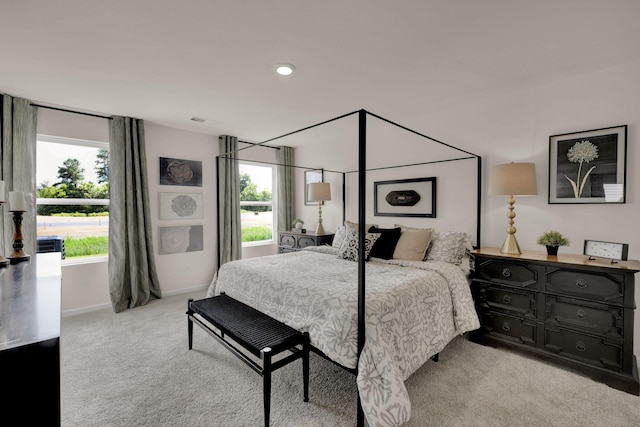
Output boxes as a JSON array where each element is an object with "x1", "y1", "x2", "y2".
[{"x1": 61, "y1": 291, "x2": 640, "y2": 426}]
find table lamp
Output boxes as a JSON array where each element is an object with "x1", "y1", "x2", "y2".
[
  {"x1": 308, "y1": 182, "x2": 331, "y2": 235},
  {"x1": 488, "y1": 162, "x2": 537, "y2": 254}
]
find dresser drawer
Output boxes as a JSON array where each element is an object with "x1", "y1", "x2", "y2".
[
  {"x1": 545, "y1": 268, "x2": 625, "y2": 305},
  {"x1": 545, "y1": 295, "x2": 623, "y2": 338},
  {"x1": 297, "y1": 236, "x2": 317, "y2": 249},
  {"x1": 475, "y1": 257, "x2": 540, "y2": 290},
  {"x1": 544, "y1": 326, "x2": 623, "y2": 372},
  {"x1": 475, "y1": 283, "x2": 537, "y2": 319},
  {"x1": 279, "y1": 234, "x2": 296, "y2": 248},
  {"x1": 478, "y1": 311, "x2": 536, "y2": 347}
]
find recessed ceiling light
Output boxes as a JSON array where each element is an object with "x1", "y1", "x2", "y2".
[{"x1": 276, "y1": 63, "x2": 295, "y2": 76}]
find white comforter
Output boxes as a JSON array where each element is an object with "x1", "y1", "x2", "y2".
[{"x1": 205, "y1": 247, "x2": 479, "y2": 427}]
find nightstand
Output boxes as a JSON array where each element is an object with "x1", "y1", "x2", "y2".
[
  {"x1": 278, "y1": 230, "x2": 334, "y2": 254},
  {"x1": 470, "y1": 247, "x2": 640, "y2": 395}
]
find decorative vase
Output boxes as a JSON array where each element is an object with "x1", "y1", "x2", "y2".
[
  {"x1": 295, "y1": 222, "x2": 303, "y2": 230},
  {"x1": 546, "y1": 246, "x2": 559, "y2": 256}
]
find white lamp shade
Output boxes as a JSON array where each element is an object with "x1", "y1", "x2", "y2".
[
  {"x1": 488, "y1": 162, "x2": 537, "y2": 196},
  {"x1": 308, "y1": 182, "x2": 331, "y2": 202}
]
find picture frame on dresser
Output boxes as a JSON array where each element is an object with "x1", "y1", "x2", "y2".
[
  {"x1": 548, "y1": 125, "x2": 627, "y2": 204},
  {"x1": 304, "y1": 169, "x2": 323, "y2": 206}
]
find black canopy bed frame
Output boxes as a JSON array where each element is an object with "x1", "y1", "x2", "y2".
[{"x1": 215, "y1": 109, "x2": 482, "y2": 426}]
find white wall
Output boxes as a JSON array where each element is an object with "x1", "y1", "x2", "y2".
[{"x1": 145, "y1": 123, "x2": 217, "y2": 296}]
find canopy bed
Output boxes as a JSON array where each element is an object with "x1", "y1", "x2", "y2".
[{"x1": 208, "y1": 109, "x2": 482, "y2": 427}]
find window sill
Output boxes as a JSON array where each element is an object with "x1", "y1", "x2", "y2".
[
  {"x1": 242, "y1": 240, "x2": 275, "y2": 248},
  {"x1": 62, "y1": 255, "x2": 108, "y2": 266}
]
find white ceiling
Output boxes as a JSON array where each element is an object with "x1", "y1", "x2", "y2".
[{"x1": 1, "y1": 1, "x2": 639, "y2": 145}]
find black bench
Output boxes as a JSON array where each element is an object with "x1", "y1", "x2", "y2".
[{"x1": 187, "y1": 293, "x2": 309, "y2": 427}]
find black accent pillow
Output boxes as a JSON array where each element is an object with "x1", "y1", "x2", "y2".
[{"x1": 368, "y1": 227, "x2": 402, "y2": 260}]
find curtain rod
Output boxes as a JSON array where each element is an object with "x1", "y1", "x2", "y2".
[
  {"x1": 30, "y1": 103, "x2": 112, "y2": 120},
  {"x1": 237, "y1": 139, "x2": 280, "y2": 150}
]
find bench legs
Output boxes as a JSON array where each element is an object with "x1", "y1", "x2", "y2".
[
  {"x1": 188, "y1": 298, "x2": 310, "y2": 427},
  {"x1": 187, "y1": 299, "x2": 194, "y2": 350},
  {"x1": 262, "y1": 348, "x2": 272, "y2": 427},
  {"x1": 303, "y1": 333, "x2": 309, "y2": 402},
  {"x1": 261, "y1": 335, "x2": 309, "y2": 427}
]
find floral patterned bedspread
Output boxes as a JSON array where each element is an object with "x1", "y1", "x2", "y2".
[{"x1": 205, "y1": 247, "x2": 479, "y2": 427}]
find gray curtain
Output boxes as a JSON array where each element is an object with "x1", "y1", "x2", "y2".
[
  {"x1": 0, "y1": 94, "x2": 37, "y2": 257},
  {"x1": 108, "y1": 116, "x2": 161, "y2": 313},
  {"x1": 218, "y1": 135, "x2": 241, "y2": 266},
  {"x1": 276, "y1": 146, "x2": 295, "y2": 231}
]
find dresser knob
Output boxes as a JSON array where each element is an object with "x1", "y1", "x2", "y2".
[
  {"x1": 502, "y1": 295, "x2": 511, "y2": 304},
  {"x1": 576, "y1": 309, "x2": 587, "y2": 320},
  {"x1": 576, "y1": 341, "x2": 586, "y2": 352},
  {"x1": 501, "y1": 322, "x2": 511, "y2": 332},
  {"x1": 576, "y1": 279, "x2": 588, "y2": 288},
  {"x1": 501, "y1": 268, "x2": 512, "y2": 278}
]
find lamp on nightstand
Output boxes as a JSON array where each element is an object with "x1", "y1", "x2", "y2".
[
  {"x1": 308, "y1": 182, "x2": 331, "y2": 235},
  {"x1": 488, "y1": 162, "x2": 537, "y2": 255}
]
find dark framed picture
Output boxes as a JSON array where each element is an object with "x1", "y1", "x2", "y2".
[
  {"x1": 549, "y1": 125, "x2": 627, "y2": 204},
  {"x1": 374, "y1": 177, "x2": 436, "y2": 217},
  {"x1": 304, "y1": 169, "x2": 323, "y2": 205},
  {"x1": 160, "y1": 157, "x2": 203, "y2": 187}
]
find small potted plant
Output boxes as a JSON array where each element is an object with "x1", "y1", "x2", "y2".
[
  {"x1": 292, "y1": 218, "x2": 304, "y2": 230},
  {"x1": 536, "y1": 230, "x2": 569, "y2": 255}
]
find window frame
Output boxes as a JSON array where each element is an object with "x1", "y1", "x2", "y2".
[
  {"x1": 36, "y1": 134, "x2": 110, "y2": 264},
  {"x1": 238, "y1": 161, "x2": 276, "y2": 247}
]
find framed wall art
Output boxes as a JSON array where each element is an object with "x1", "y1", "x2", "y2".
[
  {"x1": 159, "y1": 225, "x2": 204, "y2": 254},
  {"x1": 160, "y1": 157, "x2": 203, "y2": 187},
  {"x1": 304, "y1": 169, "x2": 323, "y2": 205},
  {"x1": 549, "y1": 125, "x2": 627, "y2": 204},
  {"x1": 159, "y1": 192, "x2": 203, "y2": 219},
  {"x1": 374, "y1": 177, "x2": 436, "y2": 217}
]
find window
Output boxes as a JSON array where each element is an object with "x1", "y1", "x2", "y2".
[
  {"x1": 36, "y1": 135, "x2": 109, "y2": 261},
  {"x1": 239, "y1": 162, "x2": 275, "y2": 245}
]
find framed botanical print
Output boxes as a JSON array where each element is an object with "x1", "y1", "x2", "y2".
[{"x1": 549, "y1": 125, "x2": 627, "y2": 204}]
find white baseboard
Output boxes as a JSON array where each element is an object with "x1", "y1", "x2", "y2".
[{"x1": 61, "y1": 284, "x2": 208, "y2": 317}]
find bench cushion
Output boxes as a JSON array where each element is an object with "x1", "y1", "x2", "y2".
[{"x1": 190, "y1": 294, "x2": 304, "y2": 357}]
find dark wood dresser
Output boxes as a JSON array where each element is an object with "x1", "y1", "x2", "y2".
[
  {"x1": 278, "y1": 230, "x2": 334, "y2": 254},
  {"x1": 0, "y1": 253, "x2": 62, "y2": 425},
  {"x1": 470, "y1": 247, "x2": 640, "y2": 395}
]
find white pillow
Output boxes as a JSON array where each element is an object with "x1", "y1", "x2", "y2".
[
  {"x1": 427, "y1": 231, "x2": 471, "y2": 265},
  {"x1": 332, "y1": 225, "x2": 346, "y2": 248}
]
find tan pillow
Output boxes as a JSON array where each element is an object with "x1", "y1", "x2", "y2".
[{"x1": 393, "y1": 229, "x2": 432, "y2": 261}]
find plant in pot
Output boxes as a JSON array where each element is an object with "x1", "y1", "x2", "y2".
[
  {"x1": 292, "y1": 218, "x2": 304, "y2": 230},
  {"x1": 536, "y1": 230, "x2": 569, "y2": 255}
]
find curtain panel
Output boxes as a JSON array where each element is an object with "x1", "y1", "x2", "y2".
[
  {"x1": 217, "y1": 135, "x2": 241, "y2": 266},
  {"x1": 0, "y1": 94, "x2": 37, "y2": 257},
  {"x1": 108, "y1": 116, "x2": 161, "y2": 313},
  {"x1": 276, "y1": 146, "x2": 295, "y2": 231}
]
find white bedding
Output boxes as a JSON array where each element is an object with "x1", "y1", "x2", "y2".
[{"x1": 205, "y1": 246, "x2": 480, "y2": 427}]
